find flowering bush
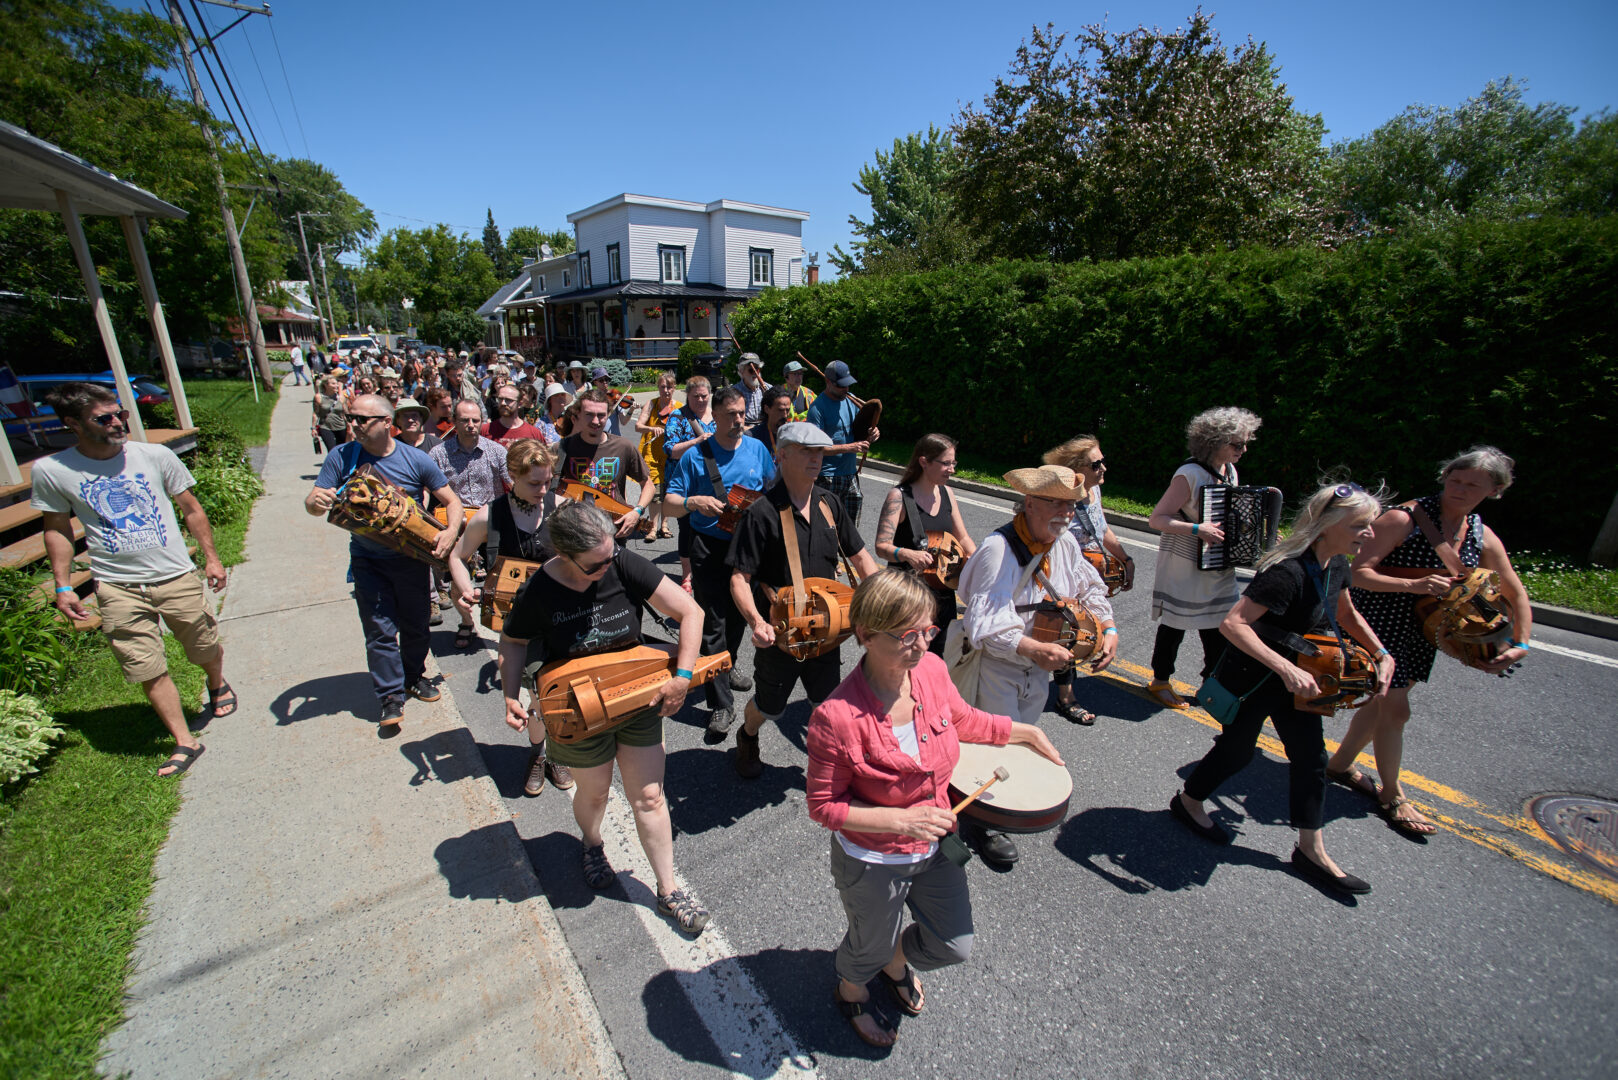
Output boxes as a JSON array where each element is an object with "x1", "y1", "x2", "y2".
[{"x1": 691, "y1": 304, "x2": 711, "y2": 319}]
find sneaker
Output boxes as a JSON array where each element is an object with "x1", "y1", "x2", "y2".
[
  {"x1": 524, "y1": 750, "x2": 547, "y2": 796},
  {"x1": 704, "y1": 705, "x2": 738, "y2": 745},
  {"x1": 407, "y1": 677, "x2": 441, "y2": 703},
  {"x1": 728, "y1": 669, "x2": 753, "y2": 694},
  {"x1": 429, "y1": 608, "x2": 444, "y2": 626},
  {"x1": 581, "y1": 844, "x2": 615, "y2": 890},
  {"x1": 546, "y1": 760, "x2": 575, "y2": 790},
  {"x1": 734, "y1": 727, "x2": 762, "y2": 779},
  {"x1": 380, "y1": 697, "x2": 405, "y2": 727},
  {"x1": 656, "y1": 888, "x2": 711, "y2": 935},
  {"x1": 437, "y1": 590, "x2": 454, "y2": 611}
]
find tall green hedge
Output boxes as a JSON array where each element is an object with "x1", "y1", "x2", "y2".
[{"x1": 731, "y1": 217, "x2": 1618, "y2": 552}]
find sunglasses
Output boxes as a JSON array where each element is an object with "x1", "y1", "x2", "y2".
[
  {"x1": 1229, "y1": 440, "x2": 1252, "y2": 451},
  {"x1": 568, "y1": 549, "x2": 616, "y2": 575},
  {"x1": 88, "y1": 409, "x2": 130, "y2": 427},
  {"x1": 346, "y1": 413, "x2": 389, "y2": 425},
  {"x1": 1085, "y1": 458, "x2": 1107, "y2": 470},
  {"x1": 1332, "y1": 483, "x2": 1366, "y2": 501},
  {"x1": 883, "y1": 625, "x2": 941, "y2": 649}
]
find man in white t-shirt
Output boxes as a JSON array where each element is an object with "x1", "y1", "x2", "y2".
[
  {"x1": 31, "y1": 383, "x2": 232, "y2": 778},
  {"x1": 289, "y1": 342, "x2": 310, "y2": 385}
]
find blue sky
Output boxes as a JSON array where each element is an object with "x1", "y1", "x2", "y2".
[{"x1": 150, "y1": 0, "x2": 1617, "y2": 276}]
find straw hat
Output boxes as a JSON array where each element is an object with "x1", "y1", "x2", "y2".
[{"x1": 1003, "y1": 464, "x2": 1085, "y2": 501}]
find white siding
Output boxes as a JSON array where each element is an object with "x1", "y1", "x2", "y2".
[
  {"x1": 573, "y1": 206, "x2": 631, "y2": 288},
  {"x1": 626, "y1": 205, "x2": 707, "y2": 282},
  {"x1": 719, "y1": 209, "x2": 804, "y2": 289}
]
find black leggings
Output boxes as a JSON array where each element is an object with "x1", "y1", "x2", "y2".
[
  {"x1": 1151, "y1": 624, "x2": 1228, "y2": 682},
  {"x1": 1183, "y1": 681, "x2": 1327, "y2": 830}
]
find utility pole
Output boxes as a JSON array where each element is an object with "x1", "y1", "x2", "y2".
[
  {"x1": 166, "y1": 0, "x2": 272, "y2": 387},
  {"x1": 317, "y1": 243, "x2": 337, "y2": 334},
  {"x1": 294, "y1": 211, "x2": 330, "y2": 341}
]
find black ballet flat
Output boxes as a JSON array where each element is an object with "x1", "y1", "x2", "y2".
[{"x1": 1170, "y1": 794, "x2": 1231, "y2": 845}]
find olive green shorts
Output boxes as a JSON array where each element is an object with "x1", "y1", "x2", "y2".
[{"x1": 546, "y1": 708, "x2": 664, "y2": 769}]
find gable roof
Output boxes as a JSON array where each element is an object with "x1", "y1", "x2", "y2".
[
  {"x1": 476, "y1": 271, "x2": 530, "y2": 319},
  {"x1": 0, "y1": 120, "x2": 186, "y2": 219}
]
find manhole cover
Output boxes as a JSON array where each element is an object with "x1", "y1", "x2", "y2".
[{"x1": 1529, "y1": 794, "x2": 1618, "y2": 881}]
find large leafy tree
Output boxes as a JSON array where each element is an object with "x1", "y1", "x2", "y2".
[
  {"x1": 831, "y1": 126, "x2": 978, "y2": 276},
  {"x1": 950, "y1": 12, "x2": 1330, "y2": 262},
  {"x1": 1326, "y1": 78, "x2": 1615, "y2": 231},
  {"x1": 268, "y1": 156, "x2": 376, "y2": 277},
  {"x1": 359, "y1": 224, "x2": 498, "y2": 323},
  {"x1": 0, "y1": 0, "x2": 291, "y2": 363}
]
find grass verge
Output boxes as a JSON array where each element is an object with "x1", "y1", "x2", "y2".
[
  {"x1": 865, "y1": 443, "x2": 1160, "y2": 518},
  {"x1": 0, "y1": 636, "x2": 202, "y2": 1078},
  {"x1": 179, "y1": 379, "x2": 279, "y2": 447},
  {"x1": 1514, "y1": 552, "x2": 1618, "y2": 618}
]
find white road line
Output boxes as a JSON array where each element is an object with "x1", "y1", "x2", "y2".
[
  {"x1": 569, "y1": 784, "x2": 819, "y2": 1080},
  {"x1": 1532, "y1": 641, "x2": 1618, "y2": 668}
]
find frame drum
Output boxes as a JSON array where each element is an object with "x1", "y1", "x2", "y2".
[{"x1": 948, "y1": 742, "x2": 1073, "y2": 834}]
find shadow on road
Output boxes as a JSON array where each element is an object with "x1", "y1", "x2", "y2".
[
  {"x1": 432, "y1": 821, "x2": 546, "y2": 903},
  {"x1": 1055, "y1": 805, "x2": 1288, "y2": 893},
  {"x1": 268, "y1": 671, "x2": 375, "y2": 726},
  {"x1": 664, "y1": 747, "x2": 803, "y2": 836}
]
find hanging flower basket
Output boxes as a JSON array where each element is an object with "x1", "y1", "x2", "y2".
[
  {"x1": 643, "y1": 305, "x2": 662, "y2": 319},
  {"x1": 691, "y1": 304, "x2": 711, "y2": 319}
]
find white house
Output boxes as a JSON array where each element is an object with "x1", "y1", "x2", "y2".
[{"x1": 499, "y1": 194, "x2": 808, "y2": 361}]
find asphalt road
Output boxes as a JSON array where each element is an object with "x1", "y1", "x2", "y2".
[{"x1": 429, "y1": 468, "x2": 1617, "y2": 1080}]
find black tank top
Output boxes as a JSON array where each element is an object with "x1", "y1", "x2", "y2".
[
  {"x1": 889, "y1": 483, "x2": 955, "y2": 562},
  {"x1": 484, "y1": 493, "x2": 557, "y2": 567}
]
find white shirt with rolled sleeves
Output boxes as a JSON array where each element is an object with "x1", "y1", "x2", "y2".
[{"x1": 960, "y1": 529, "x2": 1113, "y2": 667}]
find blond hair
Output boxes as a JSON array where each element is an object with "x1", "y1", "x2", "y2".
[
  {"x1": 850, "y1": 568, "x2": 936, "y2": 635},
  {"x1": 507, "y1": 438, "x2": 559, "y2": 477},
  {"x1": 1258, "y1": 481, "x2": 1388, "y2": 571},
  {"x1": 1043, "y1": 434, "x2": 1099, "y2": 470}
]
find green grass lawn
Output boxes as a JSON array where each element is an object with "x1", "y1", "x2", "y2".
[
  {"x1": 0, "y1": 636, "x2": 202, "y2": 1079},
  {"x1": 866, "y1": 442, "x2": 1161, "y2": 518},
  {"x1": 1514, "y1": 552, "x2": 1618, "y2": 617},
  {"x1": 178, "y1": 378, "x2": 279, "y2": 447}
]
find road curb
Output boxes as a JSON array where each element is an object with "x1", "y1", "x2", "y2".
[{"x1": 862, "y1": 457, "x2": 1618, "y2": 642}]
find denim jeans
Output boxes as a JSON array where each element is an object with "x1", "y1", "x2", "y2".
[{"x1": 351, "y1": 551, "x2": 432, "y2": 702}]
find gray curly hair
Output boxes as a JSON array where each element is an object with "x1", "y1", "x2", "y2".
[
  {"x1": 1437, "y1": 445, "x2": 1514, "y2": 498},
  {"x1": 1186, "y1": 406, "x2": 1262, "y2": 464},
  {"x1": 546, "y1": 499, "x2": 616, "y2": 557}
]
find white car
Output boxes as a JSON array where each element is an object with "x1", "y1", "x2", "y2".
[{"x1": 332, "y1": 335, "x2": 379, "y2": 359}]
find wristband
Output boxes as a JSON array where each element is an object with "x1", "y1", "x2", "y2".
[
  {"x1": 674, "y1": 668, "x2": 694, "y2": 681},
  {"x1": 54, "y1": 585, "x2": 74, "y2": 594},
  {"x1": 1192, "y1": 523, "x2": 1200, "y2": 536},
  {"x1": 1510, "y1": 640, "x2": 1531, "y2": 651},
  {"x1": 1102, "y1": 627, "x2": 1118, "y2": 636},
  {"x1": 633, "y1": 505, "x2": 646, "y2": 516},
  {"x1": 1372, "y1": 647, "x2": 1389, "y2": 658}
]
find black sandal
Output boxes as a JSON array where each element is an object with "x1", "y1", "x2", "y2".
[
  {"x1": 878, "y1": 965, "x2": 925, "y2": 1016},
  {"x1": 157, "y1": 744, "x2": 205, "y2": 777},
  {"x1": 834, "y1": 987, "x2": 895, "y2": 1048},
  {"x1": 204, "y1": 682, "x2": 238, "y2": 719},
  {"x1": 1053, "y1": 699, "x2": 1097, "y2": 726},
  {"x1": 581, "y1": 844, "x2": 615, "y2": 890},
  {"x1": 454, "y1": 625, "x2": 476, "y2": 649}
]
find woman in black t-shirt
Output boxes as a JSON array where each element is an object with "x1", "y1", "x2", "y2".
[
  {"x1": 1171, "y1": 483, "x2": 1396, "y2": 897},
  {"x1": 873, "y1": 434, "x2": 977, "y2": 657},
  {"x1": 495, "y1": 501, "x2": 713, "y2": 934}
]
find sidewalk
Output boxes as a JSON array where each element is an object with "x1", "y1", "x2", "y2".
[{"x1": 100, "y1": 381, "x2": 623, "y2": 1079}]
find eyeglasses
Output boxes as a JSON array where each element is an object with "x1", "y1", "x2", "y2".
[
  {"x1": 346, "y1": 413, "x2": 389, "y2": 425},
  {"x1": 87, "y1": 409, "x2": 130, "y2": 427},
  {"x1": 882, "y1": 625, "x2": 941, "y2": 649},
  {"x1": 1030, "y1": 495, "x2": 1077, "y2": 512},
  {"x1": 496, "y1": 396, "x2": 520, "y2": 405},
  {"x1": 568, "y1": 549, "x2": 615, "y2": 575},
  {"x1": 1085, "y1": 458, "x2": 1106, "y2": 470}
]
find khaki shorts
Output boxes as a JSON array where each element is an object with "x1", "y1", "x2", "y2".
[{"x1": 96, "y1": 572, "x2": 222, "y2": 683}]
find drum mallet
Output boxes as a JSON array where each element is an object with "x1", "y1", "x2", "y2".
[{"x1": 939, "y1": 766, "x2": 1010, "y2": 867}]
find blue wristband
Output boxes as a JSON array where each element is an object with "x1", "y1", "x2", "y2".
[
  {"x1": 1102, "y1": 627, "x2": 1118, "y2": 636},
  {"x1": 54, "y1": 585, "x2": 74, "y2": 594},
  {"x1": 674, "y1": 668, "x2": 694, "y2": 680},
  {"x1": 1509, "y1": 639, "x2": 1530, "y2": 651},
  {"x1": 1192, "y1": 523, "x2": 1200, "y2": 536}
]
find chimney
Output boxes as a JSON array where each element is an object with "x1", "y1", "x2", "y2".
[{"x1": 807, "y1": 264, "x2": 820, "y2": 285}]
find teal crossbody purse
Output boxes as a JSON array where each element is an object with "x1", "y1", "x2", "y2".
[{"x1": 1194, "y1": 652, "x2": 1271, "y2": 725}]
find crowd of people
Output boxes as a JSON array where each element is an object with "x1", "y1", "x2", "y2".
[{"x1": 298, "y1": 349, "x2": 1533, "y2": 1046}]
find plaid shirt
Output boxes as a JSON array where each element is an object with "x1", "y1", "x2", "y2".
[{"x1": 428, "y1": 436, "x2": 509, "y2": 508}]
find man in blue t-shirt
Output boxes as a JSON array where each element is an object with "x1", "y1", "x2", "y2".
[
  {"x1": 306, "y1": 394, "x2": 462, "y2": 727},
  {"x1": 805, "y1": 359, "x2": 878, "y2": 528},
  {"x1": 664, "y1": 386, "x2": 776, "y2": 740}
]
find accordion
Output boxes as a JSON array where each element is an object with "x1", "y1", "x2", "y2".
[{"x1": 1197, "y1": 485, "x2": 1282, "y2": 572}]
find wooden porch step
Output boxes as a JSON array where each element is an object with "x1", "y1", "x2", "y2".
[
  {"x1": 0, "y1": 519, "x2": 84, "y2": 570},
  {"x1": 0, "y1": 500, "x2": 42, "y2": 533}
]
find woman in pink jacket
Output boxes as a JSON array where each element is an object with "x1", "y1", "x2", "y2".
[{"x1": 806, "y1": 569, "x2": 1062, "y2": 1048}]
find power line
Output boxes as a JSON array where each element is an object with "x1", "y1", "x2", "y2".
[
  {"x1": 186, "y1": 0, "x2": 268, "y2": 164},
  {"x1": 266, "y1": 17, "x2": 311, "y2": 159},
  {"x1": 174, "y1": 4, "x2": 251, "y2": 155},
  {"x1": 237, "y1": 16, "x2": 292, "y2": 155}
]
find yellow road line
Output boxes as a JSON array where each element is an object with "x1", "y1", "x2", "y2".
[{"x1": 1091, "y1": 657, "x2": 1618, "y2": 905}]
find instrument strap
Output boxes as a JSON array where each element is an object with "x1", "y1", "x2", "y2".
[
  {"x1": 779, "y1": 505, "x2": 809, "y2": 620},
  {"x1": 900, "y1": 484, "x2": 928, "y2": 552},
  {"x1": 818, "y1": 498, "x2": 860, "y2": 584},
  {"x1": 1406, "y1": 502, "x2": 1469, "y2": 578},
  {"x1": 1303, "y1": 558, "x2": 1347, "y2": 654},
  {"x1": 698, "y1": 436, "x2": 728, "y2": 501}
]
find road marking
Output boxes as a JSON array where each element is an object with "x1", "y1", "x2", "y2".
[
  {"x1": 1532, "y1": 640, "x2": 1618, "y2": 668},
  {"x1": 1095, "y1": 658, "x2": 1618, "y2": 905},
  {"x1": 568, "y1": 784, "x2": 819, "y2": 1080}
]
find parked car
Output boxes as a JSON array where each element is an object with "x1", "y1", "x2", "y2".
[
  {"x1": 330, "y1": 334, "x2": 379, "y2": 359},
  {"x1": 3, "y1": 372, "x2": 171, "y2": 443}
]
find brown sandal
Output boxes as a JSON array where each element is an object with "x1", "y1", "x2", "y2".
[
  {"x1": 1379, "y1": 795, "x2": 1437, "y2": 836},
  {"x1": 1327, "y1": 766, "x2": 1380, "y2": 800}
]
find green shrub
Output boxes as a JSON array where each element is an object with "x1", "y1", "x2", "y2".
[
  {"x1": 0, "y1": 690, "x2": 64, "y2": 785},
  {"x1": 637, "y1": 367, "x2": 671, "y2": 387},
  {"x1": 147, "y1": 402, "x2": 247, "y2": 464},
  {"x1": 601, "y1": 358, "x2": 632, "y2": 387},
  {"x1": 267, "y1": 349, "x2": 291, "y2": 366},
  {"x1": 188, "y1": 455, "x2": 264, "y2": 526},
  {"x1": 0, "y1": 568, "x2": 80, "y2": 697},
  {"x1": 676, "y1": 339, "x2": 711, "y2": 382},
  {"x1": 731, "y1": 216, "x2": 1618, "y2": 553}
]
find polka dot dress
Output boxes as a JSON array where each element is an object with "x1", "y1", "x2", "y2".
[{"x1": 1351, "y1": 493, "x2": 1483, "y2": 688}]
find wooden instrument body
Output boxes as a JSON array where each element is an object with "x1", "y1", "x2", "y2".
[
  {"x1": 327, "y1": 464, "x2": 448, "y2": 571},
  {"x1": 481, "y1": 555, "x2": 544, "y2": 633},
  {"x1": 921, "y1": 531, "x2": 967, "y2": 592},
  {"x1": 948, "y1": 742, "x2": 1073, "y2": 834},
  {"x1": 1414, "y1": 567, "x2": 1515, "y2": 670},
  {"x1": 1196, "y1": 484, "x2": 1283, "y2": 571},
  {"x1": 432, "y1": 505, "x2": 478, "y2": 531},
  {"x1": 1028, "y1": 598, "x2": 1100, "y2": 662},
  {"x1": 559, "y1": 479, "x2": 654, "y2": 536},
  {"x1": 715, "y1": 486, "x2": 765, "y2": 534},
  {"x1": 531, "y1": 643, "x2": 731, "y2": 744},
  {"x1": 1083, "y1": 548, "x2": 1128, "y2": 597},
  {"x1": 1293, "y1": 634, "x2": 1380, "y2": 714},
  {"x1": 767, "y1": 577, "x2": 855, "y2": 660}
]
